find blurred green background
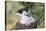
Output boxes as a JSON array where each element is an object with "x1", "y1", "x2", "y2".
[{"x1": 5, "y1": 1, "x2": 45, "y2": 29}]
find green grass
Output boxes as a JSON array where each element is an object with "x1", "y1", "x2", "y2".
[{"x1": 31, "y1": 5, "x2": 45, "y2": 28}]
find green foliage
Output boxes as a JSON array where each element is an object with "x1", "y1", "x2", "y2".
[{"x1": 19, "y1": 2, "x2": 35, "y2": 8}]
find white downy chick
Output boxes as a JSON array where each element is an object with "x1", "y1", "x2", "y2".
[{"x1": 16, "y1": 8, "x2": 36, "y2": 26}]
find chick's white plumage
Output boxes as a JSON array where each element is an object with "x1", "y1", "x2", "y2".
[
  {"x1": 16, "y1": 10, "x2": 35, "y2": 26},
  {"x1": 20, "y1": 15, "x2": 30, "y2": 25}
]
